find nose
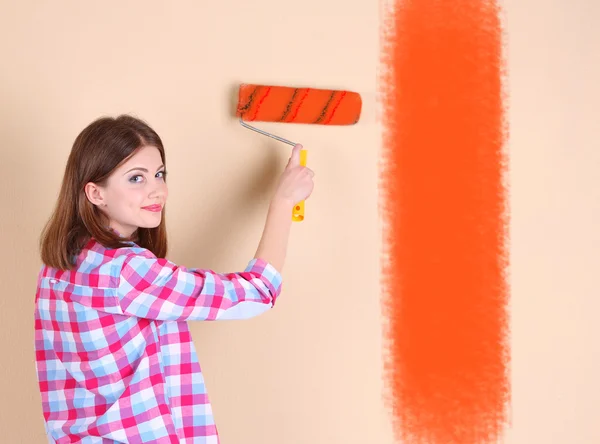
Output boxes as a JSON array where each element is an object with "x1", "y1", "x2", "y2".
[{"x1": 149, "y1": 179, "x2": 168, "y2": 200}]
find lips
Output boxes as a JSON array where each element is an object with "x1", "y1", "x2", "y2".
[{"x1": 142, "y1": 204, "x2": 163, "y2": 212}]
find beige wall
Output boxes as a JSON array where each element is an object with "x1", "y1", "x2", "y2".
[{"x1": 0, "y1": 1, "x2": 597, "y2": 443}]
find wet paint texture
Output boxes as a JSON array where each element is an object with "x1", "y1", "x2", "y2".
[
  {"x1": 236, "y1": 84, "x2": 362, "y2": 125},
  {"x1": 380, "y1": 0, "x2": 509, "y2": 443}
]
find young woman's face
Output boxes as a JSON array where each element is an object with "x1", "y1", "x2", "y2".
[{"x1": 86, "y1": 145, "x2": 168, "y2": 237}]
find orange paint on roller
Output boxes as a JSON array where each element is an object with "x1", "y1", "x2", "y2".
[{"x1": 236, "y1": 84, "x2": 362, "y2": 125}]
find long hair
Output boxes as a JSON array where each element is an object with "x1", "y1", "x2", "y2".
[{"x1": 39, "y1": 114, "x2": 168, "y2": 270}]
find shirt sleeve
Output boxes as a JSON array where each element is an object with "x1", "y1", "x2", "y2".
[{"x1": 116, "y1": 251, "x2": 283, "y2": 321}]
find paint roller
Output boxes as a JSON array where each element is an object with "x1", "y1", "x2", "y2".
[{"x1": 235, "y1": 83, "x2": 363, "y2": 221}]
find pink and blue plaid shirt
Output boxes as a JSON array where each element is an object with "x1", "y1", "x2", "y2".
[{"x1": 34, "y1": 237, "x2": 282, "y2": 443}]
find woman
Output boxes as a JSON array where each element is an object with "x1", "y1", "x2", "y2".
[{"x1": 34, "y1": 114, "x2": 314, "y2": 443}]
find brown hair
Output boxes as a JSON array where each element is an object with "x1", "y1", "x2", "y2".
[{"x1": 39, "y1": 114, "x2": 168, "y2": 270}]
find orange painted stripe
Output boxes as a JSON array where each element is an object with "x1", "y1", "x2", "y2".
[{"x1": 380, "y1": 1, "x2": 509, "y2": 443}]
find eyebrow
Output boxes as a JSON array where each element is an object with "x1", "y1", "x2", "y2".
[{"x1": 124, "y1": 165, "x2": 165, "y2": 175}]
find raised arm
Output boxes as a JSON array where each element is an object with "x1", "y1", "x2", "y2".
[
  {"x1": 254, "y1": 144, "x2": 314, "y2": 271},
  {"x1": 116, "y1": 144, "x2": 314, "y2": 322},
  {"x1": 117, "y1": 252, "x2": 282, "y2": 321}
]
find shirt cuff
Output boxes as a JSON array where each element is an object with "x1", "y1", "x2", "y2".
[{"x1": 245, "y1": 258, "x2": 283, "y2": 303}]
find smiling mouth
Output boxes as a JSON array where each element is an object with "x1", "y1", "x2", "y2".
[{"x1": 142, "y1": 205, "x2": 163, "y2": 212}]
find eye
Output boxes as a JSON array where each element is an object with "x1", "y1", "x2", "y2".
[
  {"x1": 129, "y1": 175, "x2": 144, "y2": 183},
  {"x1": 156, "y1": 170, "x2": 167, "y2": 179}
]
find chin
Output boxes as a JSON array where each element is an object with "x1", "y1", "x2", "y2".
[
  {"x1": 140, "y1": 221, "x2": 162, "y2": 229},
  {"x1": 138, "y1": 216, "x2": 162, "y2": 229}
]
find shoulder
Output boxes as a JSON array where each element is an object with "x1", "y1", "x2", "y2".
[
  {"x1": 110, "y1": 243, "x2": 176, "y2": 285},
  {"x1": 82, "y1": 238, "x2": 160, "y2": 283},
  {"x1": 113, "y1": 244, "x2": 157, "y2": 261},
  {"x1": 111, "y1": 243, "x2": 159, "y2": 271}
]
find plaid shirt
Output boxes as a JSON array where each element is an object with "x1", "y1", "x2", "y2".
[{"x1": 34, "y1": 237, "x2": 282, "y2": 443}]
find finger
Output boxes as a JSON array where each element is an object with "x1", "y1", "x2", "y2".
[{"x1": 287, "y1": 144, "x2": 303, "y2": 168}]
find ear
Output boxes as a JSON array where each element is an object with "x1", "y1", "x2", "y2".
[{"x1": 84, "y1": 182, "x2": 107, "y2": 207}]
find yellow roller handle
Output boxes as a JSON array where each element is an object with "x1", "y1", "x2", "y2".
[{"x1": 292, "y1": 149, "x2": 307, "y2": 222}]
